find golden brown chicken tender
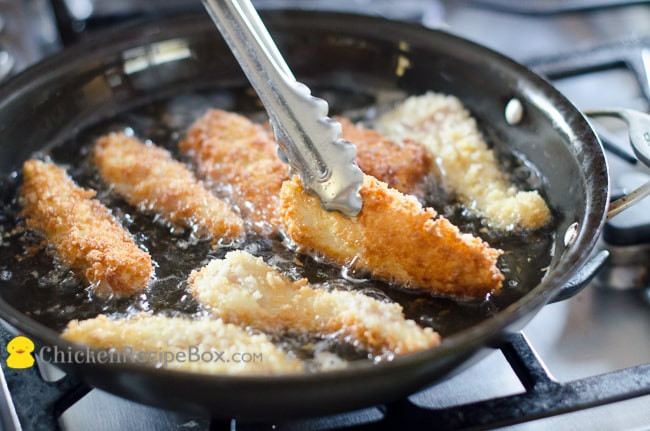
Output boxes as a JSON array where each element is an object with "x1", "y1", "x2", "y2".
[
  {"x1": 280, "y1": 175, "x2": 503, "y2": 299},
  {"x1": 179, "y1": 109, "x2": 290, "y2": 235},
  {"x1": 94, "y1": 132, "x2": 244, "y2": 241},
  {"x1": 188, "y1": 250, "x2": 441, "y2": 355},
  {"x1": 62, "y1": 314, "x2": 303, "y2": 375},
  {"x1": 20, "y1": 160, "x2": 154, "y2": 297},
  {"x1": 337, "y1": 116, "x2": 433, "y2": 197}
]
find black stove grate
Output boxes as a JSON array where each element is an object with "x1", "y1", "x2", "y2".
[
  {"x1": 352, "y1": 334, "x2": 650, "y2": 430},
  {"x1": 228, "y1": 333, "x2": 650, "y2": 430},
  {"x1": 3, "y1": 324, "x2": 650, "y2": 431},
  {"x1": 0, "y1": 325, "x2": 86, "y2": 431},
  {"x1": 527, "y1": 37, "x2": 650, "y2": 248},
  {"x1": 526, "y1": 36, "x2": 650, "y2": 103}
]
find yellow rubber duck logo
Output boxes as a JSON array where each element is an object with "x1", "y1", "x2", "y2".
[{"x1": 6, "y1": 335, "x2": 35, "y2": 369}]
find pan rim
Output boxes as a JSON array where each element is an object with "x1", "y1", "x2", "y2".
[{"x1": 0, "y1": 10, "x2": 608, "y2": 395}]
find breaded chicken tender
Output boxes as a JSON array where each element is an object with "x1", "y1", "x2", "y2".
[
  {"x1": 376, "y1": 92, "x2": 551, "y2": 231},
  {"x1": 94, "y1": 132, "x2": 244, "y2": 240},
  {"x1": 280, "y1": 175, "x2": 503, "y2": 299},
  {"x1": 20, "y1": 160, "x2": 153, "y2": 297},
  {"x1": 188, "y1": 250, "x2": 441, "y2": 355},
  {"x1": 62, "y1": 314, "x2": 303, "y2": 375},
  {"x1": 337, "y1": 116, "x2": 433, "y2": 197},
  {"x1": 180, "y1": 109, "x2": 435, "y2": 235},
  {"x1": 179, "y1": 109, "x2": 290, "y2": 234}
]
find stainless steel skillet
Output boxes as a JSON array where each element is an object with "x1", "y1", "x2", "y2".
[{"x1": 0, "y1": 10, "x2": 644, "y2": 419}]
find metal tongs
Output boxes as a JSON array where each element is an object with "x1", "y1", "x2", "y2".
[{"x1": 202, "y1": 0, "x2": 364, "y2": 217}]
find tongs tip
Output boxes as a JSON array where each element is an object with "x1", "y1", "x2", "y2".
[
  {"x1": 308, "y1": 137, "x2": 364, "y2": 218},
  {"x1": 203, "y1": 0, "x2": 365, "y2": 217}
]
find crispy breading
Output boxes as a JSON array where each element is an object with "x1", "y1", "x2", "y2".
[
  {"x1": 188, "y1": 250, "x2": 441, "y2": 355},
  {"x1": 62, "y1": 314, "x2": 303, "y2": 375},
  {"x1": 20, "y1": 160, "x2": 154, "y2": 297},
  {"x1": 376, "y1": 92, "x2": 551, "y2": 231},
  {"x1": 180, "y1": 109, "x2": 436, "y2": 235},
  {"x1": 337, "y1": 116, "x2": 433, "y2": 197},
  {"x1": 280, "y1": 175, "x2": 503, "y2": 299},
  {"x1": 179, "y1": 109, "x2": 290, "y2": 234},
  {"x1": 94, "y1": 132, "x2": 244, "y2": 241}
]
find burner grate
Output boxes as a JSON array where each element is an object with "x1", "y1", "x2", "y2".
[
  {"x1": 366, "y1": 334, "x2": 650, "y2": 430},
  {"x1": 3, "y1": 323, "x2": 649, "y2": 431},
  {"x1": 527, "y1": 37, "x2": 650, "y2": 249},
  {"x1": 0, "y1": 325, "x2": 89, "y2": 431},
  {"x1": 230, "y1": 333, "x2": 650, "y2": 430},
  {"x1": 526, "y1": 37, "x2": 650, "y2": 102}
]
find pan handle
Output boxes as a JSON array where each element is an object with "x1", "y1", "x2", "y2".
[
  {"x1": 584, "y1": 109, "x2": 650, "y2": 220},
  {"x1": 547, "y1": 250, "x2": 609, "y2": 304},
  {"x1": 606, "y1": 182, "x2": 650, "y2": 220}
]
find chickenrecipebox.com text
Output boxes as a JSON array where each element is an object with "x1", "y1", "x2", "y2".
[{"x1": 38, "y1": 345, "x2": 264, "y2": 366}]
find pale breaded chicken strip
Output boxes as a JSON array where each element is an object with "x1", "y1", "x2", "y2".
[
  {"x1": 179, "y1": 109, "x2": 290, "y2": 235},
  {"x1": 20, "y1": 160, "x2": 153, "y2": 297},
  {"x1": 376, "y1": 92, "x2": 551, "y2": 231},
  {"x1": 188, "y1": 250, "x2": 441, "y2": 355},
  {"x1": 337, "y1": 116, "x2": 433, "y2": 197},
  {"x1": 280, "y1": 175, "x2": 503, "y2": 299},
  {"x1": 94, "y1": 132, "x2": 244, "y2": 241},
  {"x1": 62, "y1": 314, "x2": 303, "y2": 375}
]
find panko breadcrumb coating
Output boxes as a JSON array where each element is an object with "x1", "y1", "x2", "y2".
[
  {"x1": 94, "y1": 132, "x2": 244, "y2": 241},
  {"x1": 179, "y1": 109, "x2": 436, "y2": 236},
  {"x1": 188, "y1": 250, "x2": 440, "y2": 354},
  {"x1": 376, "y1": 92, "x2": 551, "y2": 231},
  {"x1": 62, "y1": 314, "x2": 303, "y2": 375},
  {"x1": 179, "y1": 109, "x2": 290, "y2": 235},
  {"x1": 280, "y1": 175, "x2": 503, "y2": 299},
  {"x1": 337, "y1": 116, "x2": 433, "y2": 197},
  {"x1": 20, "y1": 160, "x2": 153, "y2": 297}
]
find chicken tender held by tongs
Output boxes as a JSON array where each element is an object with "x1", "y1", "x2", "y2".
[
  {"x1": 94, "y1": 132, "x2": 244, "y2": 241},
  {"x1": 20, "y1": 160, "x2": 154, "y2": 297},
  {"x1": 188, "y1": 250, "x2": 441, "y2": 355},
  {"x1": 280, "y1": 175, "x2": 504, "y2": 300}
]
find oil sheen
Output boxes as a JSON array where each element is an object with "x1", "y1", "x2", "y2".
[{"x1": 0, "y1": 88, "x2": 554, "y2": 368}]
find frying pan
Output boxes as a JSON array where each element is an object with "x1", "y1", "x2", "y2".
[{"x1": 0, "y1": 11, "x2": 617, "y2": 419}]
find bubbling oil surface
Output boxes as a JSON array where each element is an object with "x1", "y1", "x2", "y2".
[{"x1": 0, "y1": 88, "x2": 554, "y2": 368}]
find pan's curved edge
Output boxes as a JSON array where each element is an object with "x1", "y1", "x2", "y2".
[{"x1": 0, "y1": 11, "x2": 609, "y2": 420}]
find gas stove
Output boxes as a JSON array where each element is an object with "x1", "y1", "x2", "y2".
[{"x1": 0, "y1": 1, "x2": 649, "y2": 430}]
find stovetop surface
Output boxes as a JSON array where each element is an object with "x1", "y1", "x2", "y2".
[{"x1": 1, "y1": 1, "x2": 649, "y2": 430}]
